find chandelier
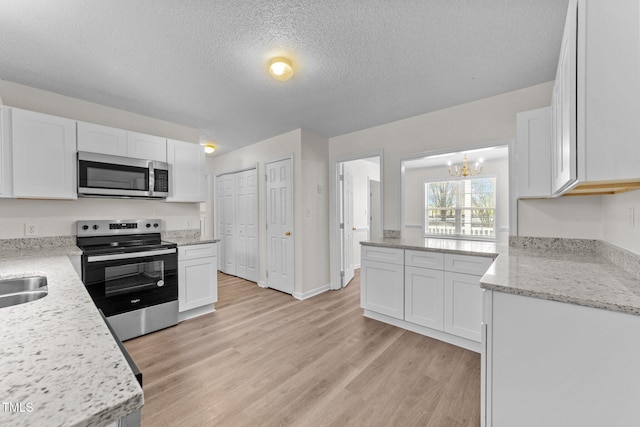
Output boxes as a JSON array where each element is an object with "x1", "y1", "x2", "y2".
[{"x1": 448, "y1": 155, "x2": 482, "y2": 177}]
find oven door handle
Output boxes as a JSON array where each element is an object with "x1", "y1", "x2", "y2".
[{"x1": 87, "y1": 248, "x2": 177, "y2": 263}]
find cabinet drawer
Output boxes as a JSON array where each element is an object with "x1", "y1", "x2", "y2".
[
  {"x1": 405, "y1": 250, "x2": 444, "y2": 270},
  {"x1": 444, "y1": 253, "x2": 493, "y2": 276},
  {"x1": 179, "y1": 243, "x2": 217, "y2": 260},
  {"x1": 361, "y1": 246, "x2": 404, "y2": 265}
]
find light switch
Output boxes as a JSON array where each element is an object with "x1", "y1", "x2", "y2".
[{"x1": 306, "y1": 208, "x2": 312, "y2": 217}]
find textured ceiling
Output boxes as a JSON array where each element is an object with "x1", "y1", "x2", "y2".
[{"x1": 0, "y1": 0, "x2": 568, "y2": 154}]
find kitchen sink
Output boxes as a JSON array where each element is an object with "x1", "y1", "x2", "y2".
[{"x1": 0, "y1": 276, "x2": 48, "y2": 308}]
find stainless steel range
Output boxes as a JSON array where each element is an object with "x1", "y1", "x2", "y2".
[{"x1": 76, "y1": 219, "x2": 178, "y2": 341}]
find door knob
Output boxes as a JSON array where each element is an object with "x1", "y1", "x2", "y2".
[
  {"x1": 352, "y1": 227, "x2": 356, "y2": 231},
  {"x1": 285, "y1": 231, "x2": 291, "y2": 236}
]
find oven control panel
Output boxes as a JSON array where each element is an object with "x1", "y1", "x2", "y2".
[{"x1": 76, "y1": 219, "x2": 162, "y2": 237}]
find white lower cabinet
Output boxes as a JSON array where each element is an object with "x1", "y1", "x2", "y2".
[
  {"x1": 178, "y1": 243, "x2": 218, "y2": 320},
  {"x1": 361, "y1": 256, "x2": 404, "y2": 320},
  {"x1": 361, "y1": 245, "x2": 493, "y2": 352},
  {"x1": 443, "y1": 271, "x2": 483, "y2": 342},
  {"x1": 483, "y1": 290, "x2": 640, "y2": 427},
  {"x1": 405, "y1": 265, "x2": 444, "y2": 330}
]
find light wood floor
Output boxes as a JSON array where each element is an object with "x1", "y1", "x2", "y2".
[{"x1": 124, "y1": 271, "x2": 480, "y2": 426}]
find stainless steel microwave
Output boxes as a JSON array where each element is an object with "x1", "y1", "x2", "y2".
[{"x1": 78, "y1": 152, "x2": 169, "y2": 199}]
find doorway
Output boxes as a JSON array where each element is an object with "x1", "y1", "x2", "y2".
[{"x1": 336, "y1": 155, "x2": 382, "y2": 288}]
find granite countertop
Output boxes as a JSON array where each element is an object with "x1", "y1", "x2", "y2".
[
  {"x1": 0, "y1": 247, "x2": 143, "y2": 427},
  {"x1": 360, "y1": 237, "x2": 640, "y2": 317},
  {"x1": 165, "y1": 237, "x2": 220, "y2": 246},
  {"x1": 361, "y1": 237, "x2": 503, "y2": 258},
  {"x1": 481, "y1": 246, "x2": 640, "y2": 316}
]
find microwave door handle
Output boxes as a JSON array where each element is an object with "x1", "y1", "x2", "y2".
[
  {"x1": 149, "y1": 161, "x2": 155, "y2": 194},
  {"x1": 87, "y1": 248, "x2": 177, "y2": 263}
]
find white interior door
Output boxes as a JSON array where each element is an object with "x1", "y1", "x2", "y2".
[
  {"x1": 266, "y1": 158, "x2": 294, "y2": 294},
  {"x1": 245, "y1": 169, "x2": 258, "y2": 282},
  {"x1": 235, "y1": 172, "x2": 247, "y2": 279},
  {"x1": 342, "y1": 163, "x2": 355, "y2": 287},
  {"x1": 216, "y1": 176, "x2": 224, "y2": 270},
  {"x1": 222, "y1": 174, "x2": 236, "y2": 275}
]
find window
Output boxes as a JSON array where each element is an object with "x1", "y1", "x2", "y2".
[{"x1": 424, "y1": 177, "x2": 496, "y2": 239}]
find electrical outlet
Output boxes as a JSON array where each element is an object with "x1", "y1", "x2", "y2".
[
  {"x1": 24, "y1": 223, "x2": 38, "y2": 237},
  {"x1": 187, "y1": 220, "x2": 192, "y2": 228}
]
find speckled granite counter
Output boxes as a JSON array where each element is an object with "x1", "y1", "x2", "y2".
[
  {"x1": 0, "y1": 246, "x2": 143, "y2": 427},
  {"x1": 361, "y1": 237, "x2": 640, "y2": 317},
  {"x1": 165, "y1": 237, "x2": 219, "y2": 246},
  {"x1": 361, "y1": 237, "x2": 502, "y2": 258}
]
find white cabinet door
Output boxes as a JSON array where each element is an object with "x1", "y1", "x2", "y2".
[
  {"x1": 361, "y1": 259, "x2": 404, "y2": 320},
  {"x1": 488, "y1": 291, "x2": 640, "y2": 427},
  {"x1": 516, "y1": 107, "x2": 551, "y2": 198},
  {"x1": 581, "y1": 0, "x2": 640, "y2": 183},
  {"x1": 552, "y1": 0, "x2": 578, "y2": 194},
  {"x1": 178, "y1": 244, "x2": 218, "y2": 312},
  {"x1": 126, "y1": 131, "x2": 167, "y2": 162},
  {"x1": 443, "y1": 271, "x2": 482, "y2": 342},
  {"x1": 405, "y1": 265, "x2": 444, "y2": 330},
  {"x1": 11, "y1": 108, "x2": 77, "y2": 199},
  {"x1": 77, "y1": 121, "x2": 127, "y2": 156},
  {"x1": 178, "y1": 256, "x2": 218, "y2": 312},
  {"x1": 166, "y1": 139, "x2": 206, "y2": 202},
  {"x1": 0, "y1": 107, "x2": 12, "y2": 197}
]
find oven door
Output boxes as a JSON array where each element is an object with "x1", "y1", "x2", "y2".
[
  {"x1": 78, "y1": 151, "x2": 154, "y2": 198},
  {"x1": 82, "y1": 248, "x2": 178, "y2": 317}
]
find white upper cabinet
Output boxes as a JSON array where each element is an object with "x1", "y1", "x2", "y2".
[
  {"x1": 578, "y1": 0, "x2": 640, "y2": 183},
  {"x1": 0, "y1": 107, "x2": 12, "y2": 197},
  {"x1": 77, "y1": 122, "x2": 127, "y2": 157},
  {"x1": 166, "y1": 139, "x2": 206, "y2": 202},
  {"x1": 78, "y1": 121, "x2": 167, "y2": 162},
  {"x1": 517, "y1": 107, "x2": 552, "y2": 198},
  {"x1": 11, "y1": 108, "x2": 77, "y2": 199},
  {"x1": 552, "y1": 0, "x2": 640, "y2": 195},
  {"x1": 127, "y1": 131, "x2": 167, "y2": 162},
  {"x1": 551, "y1": 1, "x2": 578, "y2": 194}
]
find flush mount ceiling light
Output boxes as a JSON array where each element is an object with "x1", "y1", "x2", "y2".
[
  {"x1": 203, "y1": 143, "x2": 216, "y2": 154},
  {"x1": 268, "y1": 57, "x2": 293, "y2": 81}
]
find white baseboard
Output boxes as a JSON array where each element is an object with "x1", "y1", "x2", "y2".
[
  {"x1": 293, "y1": 284, "x2": 331, "y2": 300},
  {"x1": 258, "y1": 280, "x2": 268, "y2": 288},
  {"x1": 178, "y1": 304, "x2": 216, "y2": 322},
  {"x1": 363, "y1": 310, "x2": 481, "y2": 353}
]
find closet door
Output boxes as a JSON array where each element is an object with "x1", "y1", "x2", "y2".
[
  {"x1": 217, "y1": 169, "x2": 258, "y2": 282},
  {"x1": 222, "y1": 174, "x2": 236, "y2": 275},
  {"x1": 217, "y1": 177, "x2": 225, "y2": 272},
  {"x1": 245, "y1": 169, "x2": 258, "y2": 282},
  {"x1": 235, "y1": 171, "x2": 248, "y2": 280}
]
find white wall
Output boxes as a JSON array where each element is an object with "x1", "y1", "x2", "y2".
[
  {"x1": 205, "y1": 128, "x2": 331, "y2": 295},
  {"x1": 329, "y1": 82, "x2": 554, "y2": 233},
  {"x1": 0, "y1": 80, "x2": 202, "y2": 238},
  {"x1": 403, "y1": 157, "x2": 509, "y2": 242},
  {"x1": 601, "y1": 190, "x2": 640, "y2": 254},
  {"x1": 301, "y1": 129, "x2": 330, "y2": 293},
  {"x1": 517, "y1": 197, "x2": 603, "y2": 240},
  {"x1": 206, "y1": 129, "x2": 301, "y2": 290}
]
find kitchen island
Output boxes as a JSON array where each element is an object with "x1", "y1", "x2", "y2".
[
  {"x1": 0, "y1": 245, "x2": 143, "y2": 427},
  {"x1": 361, "y1": 236, "x2": 640, "y2": 427}
]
